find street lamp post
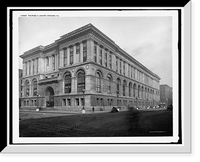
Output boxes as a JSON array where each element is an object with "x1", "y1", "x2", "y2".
[
  {"x1": 82, "y1": 89, "x2": 85, "y2": 114},
  {"x1": 36, "y1": 94, "x2": 39, "y2": 111}
]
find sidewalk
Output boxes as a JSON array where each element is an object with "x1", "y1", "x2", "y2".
[{"x1": 19, "y1": 109, "x2": 111, "y2": 115}]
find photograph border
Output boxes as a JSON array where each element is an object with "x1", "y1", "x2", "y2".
[{"x1": 0, "y1": 2, "x2": 193, "y2": 152}]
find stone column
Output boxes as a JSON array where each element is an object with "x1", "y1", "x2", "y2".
[
  {"x1": 23, "y1": 62, "x2": 26, "y2": 76},
  {"x1": 54, "y1": 54, "x2": 57, "y2": 70},
  {"x1": 125, "y1": 63, "x2": 130, "y2": 77},
  {"x1": 121, "y1": 61, "x2": 124, "y2": 75},
  {"x1": 87, "y1": 39, "x2": 94, "y2": 62},
  {"x1": 80, "y1": 42, "x2": 83, "y2": 62},
  {"x1": 71, "y1": 77, "x2": 76, "y2": 93},
  {"x1": 118, "y1": 58, "x2": 120, "y2": 74}
]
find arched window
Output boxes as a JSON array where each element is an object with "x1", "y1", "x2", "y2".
[
  {"x1": 129, "y1": 82, "x2": 132, "y2": 97},
  {"x1": 123, "y1": 80, "x2": 126, "y2": 96},
  {"x1": 141, "y1": 86, "x2": 144, "y2": 99},
  {"x1": 138, "y1": 85, "x2": 140, "y2": 98},
  {"x1": 107, "y1": 74, "x2": 112, "y2": 94},
  {"x1": 133, "y1": 84, "x2": 136, "y2": 97},
  {"x1": 32, "y1": 79, "x2": 37, "y2": 96},
  {"x1": 64, "y1": 72, "x2": 71, "y2": 93},
  {"x1": 25, "y1": 80, "x2": 30, "y2": 97},
  {"x1": 77, "y1": 69, "x2": 85, "y2": 92},
  {"x1": 117, "y1": 78, "x2": 120, "y2": 95},
  {"x1": 96, "y1": 71, "x2": 102, "y2": 93}
]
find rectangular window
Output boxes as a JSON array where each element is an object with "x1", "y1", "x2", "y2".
[
  {"x1": 76, "y1": 44, "x2": 80, "y2": 63},
  {"x1": 32, "y1": 60, "x2": 35, "y2": 74},
  {"x1": 109, "y1": 53, "x2": 112, "y2": 69},
  {"x1": 29, "y1": 61, "x2": 31, "y2": 75},
  {"x1": 36, "y1": 59, "x2": 38, "y2": 73},
  {"x1": 104, "y1": 52, "x2": 107, "y2": 67},
  {"x1": 67, "y1": 99, "x2": 71, "y2": 106},
  {"x1": 63, "y1": 99, "x2": 66, "y2": 106},
  {"x1": 70, "y1": 46, "x2": 73, "y2": 65},
  {"x1": 52, "y1": 55, "x2": 55, "y2": 70},
  {"x1": 83, "y1": 41, "x2": 87, "y2": 62},
  {"x1": 120, "y1": 60, "x2": 122, "y2": 74},
  {"x1": 94, "y1": 44, "x2": 97, "y2": 62},
  {"x1": 116, "y1": 57, "x2": 118, "y2": 72},
  {"x1": 99, "y1": 48, "x2": 102, "y2": 65},
  {"x1": 76, "y1": 98, "x2": 79, "y2": 106},
  {"x1": 123, "y1": 61, "x2": 125, "y2": 75},
  {"x1": 64, "y1": 49, "x2": 67, "y2": 66},
  {"x1": 81, "y1": 98, "x2": 84, "y2": 106}
]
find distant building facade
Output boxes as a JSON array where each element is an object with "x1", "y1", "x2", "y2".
[
  {"x1": 19, "y1": 69, "x2": 23, "y2": 107},
  {"x1": 20, "y1": 23, "x2": 160, "y2": 111},
  {"x1": 160, "y1": 84, "x2": 173, "y2": 106}
]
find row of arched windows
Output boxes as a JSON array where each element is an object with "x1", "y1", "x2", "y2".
[
  {"x1": 24, "y1": 79, "x2": 38, "y2": 97},
  {"x1": 64, "y1": 69, "x2": 86, "y2": 93},
  {"x1": 23, "y1": 69, "x2": 158, "y2": 99},
  {"x1": 94, "y1": 70, "x2": 159, "y2": 99}
]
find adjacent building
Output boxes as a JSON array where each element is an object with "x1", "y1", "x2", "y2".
[
  {"x1": 160, "y1": 84, "x2": 173, "y2": 106},
  {"x1": 19, "y1": 69, "x2": 23, "y2": 107},
  {"x1": 19, "y1": 23, "x2": 160, "y2": 111}
]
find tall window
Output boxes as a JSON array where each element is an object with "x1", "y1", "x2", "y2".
[
  {"x1": 120, "y1": 60, "x2": 122, "y2": 74},
  {"x1": 96, "y1": 71, "x2": 102, "y2": 93},
  {"x1": 129, "y1": 82, "x2": 132, "y2": 97},
  {"x1": 29, "y1": 61, "x2": 31, "y2": 75},
  {"x1": 104, "y1": 52, "x2": 107, "y2": 67},
  {"x1": 70, "y1": 46, "x2": 73, "y2": 65},
  {"x1": 99, "y1": 48, "x2": 102, "y2": 65},
  {"x1": 109, "y1": 53, "x2": 112, "y2": 69},
  {"x1": 25, "y1": 80, "x2": 30, "y2": 97},
  {"x1": 64, "y1": 48, "x2": 67, "y2": 66},
  {"x1": 36, "y1": 58, "x2": 38, "y2": 73},
  {"x1": 64, "y1": 72, "x2": 71, "y2": 93},
  {"x1": 123, "y1": 61, "x2": 125, "y2": 75},
  {"x1": 33, "y1": 79, "x2": 37, "y2": 96},
  {"x1": 138, "y1": 85, "x2": 140, "y2": 98},
  {"x1": 76, "y1": 44, "x2": 80, "y2": 63},
  {"x1": 83, "y1": 41, "x2": 87, "y2": 62},
  {"x1": 46, "y1": 57, "x2": 49, "y2": 66},
  {"x1": 32, "y1": 60, "x2": 35, "y2": 74},
  {"x1": 117, "y1": 78, "x2": 120, "y2": 95},
  {"x1": 94, "y1": 43, "x2": 97, "y2": 62},
  {"x1": 77, "y1": 69, "x2": 85, "y2": 92},
  {"x1": 52, "y1": 55, "x2": 55, "y2": 70},
  {"x1": 123, "y1": 80, "x2": 126, "y2": 96},
  {"x1": 133, "y1": 84, "x2": 136, "y2": 97},
  {"x1": 107, "y1": 74, "x2": 112, "y2": 94},
  {"x1": 116, "y1": 57, "x2": 118, "y2": 72}
]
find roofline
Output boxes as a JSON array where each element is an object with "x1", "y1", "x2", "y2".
[{"x1": 19, "y1": 23, "x2": 160, "y2": 80}]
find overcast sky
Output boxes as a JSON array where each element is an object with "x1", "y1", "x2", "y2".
[{"x1": 19, "y1": 16, "x2": 172, "y2": 87}]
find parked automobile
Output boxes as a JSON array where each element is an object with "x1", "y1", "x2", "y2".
[
  {"x1": 110, "y1": 107, "x2": 119, "y2": 113},
  {"x1": 167, "y1": 104, "x2": 173, "y2": 110}
]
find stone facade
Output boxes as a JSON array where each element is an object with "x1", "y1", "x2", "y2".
[{"x1": 20, "y1": 23, "x2": 160, "y2": 111}]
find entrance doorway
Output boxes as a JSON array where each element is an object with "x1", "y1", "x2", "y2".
[{"x1": 45, "y1": 87, "x2": 54, "y2": 107}]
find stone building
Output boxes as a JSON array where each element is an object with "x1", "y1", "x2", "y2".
[
  {"x1": 160, "y1": 84, "x2": 173, "y2": 106},
  {"x1": 20, "y1": 23, "x2": 160, "y2": 111}
]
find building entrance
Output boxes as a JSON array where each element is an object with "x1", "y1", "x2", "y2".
[{"x1": 45, "y1": 86, "x2": 54, "y2": 107}]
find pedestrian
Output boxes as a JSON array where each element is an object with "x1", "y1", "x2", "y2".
[{"x1": 92, "y1": 107, "x2": 94, "y2": 113}]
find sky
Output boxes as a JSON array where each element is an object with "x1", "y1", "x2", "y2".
[{"x1": 19, "y1": 16, "x2": 173, "y2": 87}]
